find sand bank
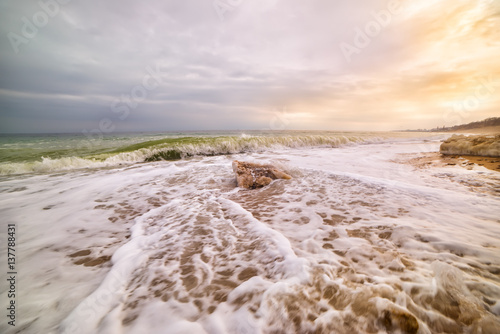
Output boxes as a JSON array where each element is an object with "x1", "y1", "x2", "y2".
[{"x1": 406, "y1": 152, "x2": 500, "y2": 172}]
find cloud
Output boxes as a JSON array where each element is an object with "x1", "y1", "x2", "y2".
[{"x1": 0, "y1": 0, "x2": 499, "y2": 133}]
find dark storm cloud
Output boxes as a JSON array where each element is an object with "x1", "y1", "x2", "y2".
[{"x1": 0, "y1": 0, "x2": 499, "y2": 133}]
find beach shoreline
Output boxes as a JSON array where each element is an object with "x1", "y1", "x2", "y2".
[
  {"x1": 405, "y1": 152, "x2": 500, "y2": 172},
  {"x1": 2, "y1": 133, "x2": 499, "y2": 333}
]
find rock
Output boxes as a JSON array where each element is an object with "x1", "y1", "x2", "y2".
[
  {"x1": 440, "y1": 134, "x2": 500, "y2": 157},
  {"x1": 232, "y1": 160, "x2": 291, "y2": 189},
  {"x1": 255, "y1": 176, "x2": 272, "y2": 187},
  {"x1": 382, "y1": 309, "x2": 419, "y2": 334}
]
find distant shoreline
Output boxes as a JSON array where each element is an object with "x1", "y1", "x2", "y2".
[
  {"x1": 441, "y1": 125, "x2": 500, "y2": 134},
  {"x1": 408, "y1": 152, "x2": 500, "y2": 172},
  {"x1": 400, "y1": 125, "x2": 500, "y2": 135}
]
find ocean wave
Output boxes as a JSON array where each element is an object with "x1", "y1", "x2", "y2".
[
  {"x1": 139, "y1": 134, "x2": 374, "y2": 161},
  {"x1": 0, "y1": 157, "x2": 108, "y2": 176},
  {"x1": 0, "y1": 134, "x2": 378, "y2": 175}
]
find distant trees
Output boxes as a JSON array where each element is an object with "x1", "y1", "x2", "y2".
[
  {"x1": 400, "y1": 117, "x2": 500, "y2": 132},
  {"x1": 432, "y1": 117, "x2": 500, "y2": 132},
  {"x1": 448, "y1": 117, "x2": 500, "y2": 131}
]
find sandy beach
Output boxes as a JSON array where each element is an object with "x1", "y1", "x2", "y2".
[
  {"x1": 2, "y1": 133, "x2": 500, "y2": 333},
  {"x1": 2, "y1": 0, "x2": 500, "y2": 332},
  {"x1": 407, "y1": 153, "x2": 500, "y2": 173}
]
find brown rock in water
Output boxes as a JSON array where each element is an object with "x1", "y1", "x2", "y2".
[
  {"x1": 255, "y1": 176, "x2": 272, "y2": 187},
  {"x1": 232, "y1": 160, "x2": 291, "y2": 189},
  {"x1": 382, "y1": 309, "x2": 419, "y2": 334}
]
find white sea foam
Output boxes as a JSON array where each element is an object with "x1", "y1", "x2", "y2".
[
  {"x1": 0, "y1": 132, "x2": 419, "y2": 176},
  {"x1": 1, "y1": 135, "x2": 499, "y2": 333}
]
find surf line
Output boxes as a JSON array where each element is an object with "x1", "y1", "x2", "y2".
[{"x1": 79, "y1": 61, "x2": 168, "y2": 150}]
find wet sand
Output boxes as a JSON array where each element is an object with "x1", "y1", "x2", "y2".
[
  {"x1": 3, "y1": 136, "x2": 500, "y2": 333},
  {"x1": 407, "y1": 152, "x2": 500, "y2": 172}
]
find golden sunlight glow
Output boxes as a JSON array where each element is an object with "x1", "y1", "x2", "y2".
[{"x1": 286, "y1": 0, "x2": 500, "y2": 130}]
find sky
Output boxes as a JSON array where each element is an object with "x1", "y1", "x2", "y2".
[{"x1": 0, "y1": 0, "x2": 499, "y2": 133}]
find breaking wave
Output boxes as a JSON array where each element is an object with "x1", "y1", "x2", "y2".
[{"x1": 0, "y1": 134, "x2": 379, "y2": 175}]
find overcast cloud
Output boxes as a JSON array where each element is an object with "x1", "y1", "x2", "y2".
[{"x1": 0, "y1": 0, "x2": 499, "y2": 133}]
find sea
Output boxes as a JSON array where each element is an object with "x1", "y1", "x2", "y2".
[{"x1": 1, "y1": 131, "x2": 499, "y2": 334}]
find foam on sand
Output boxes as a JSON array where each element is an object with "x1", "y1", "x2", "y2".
[{"x1": 1, "y1": 135, "x2": 499, "y2": 333}]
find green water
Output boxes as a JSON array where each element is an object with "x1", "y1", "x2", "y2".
[
  {"x1": 0, "y1": 132, "x2": 199, "y2": 163},
  {"x1": 0, "y1": 131, "x2": 373, "y2": 163},
  {"x1": 0, "y1": 130, "x2": 403, "y2": 175}
]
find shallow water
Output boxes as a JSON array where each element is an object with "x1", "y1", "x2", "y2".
[
  {"x1": 1, "y1": 134, "x2": 499, "y2": 333},
  {"x1": 0, "y1": 131, "x2": 415, "y2": 175}
]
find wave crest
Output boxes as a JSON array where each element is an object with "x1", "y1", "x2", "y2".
[{"x1": 0, "y1": 134, "x2": 377, "y2": 175}]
